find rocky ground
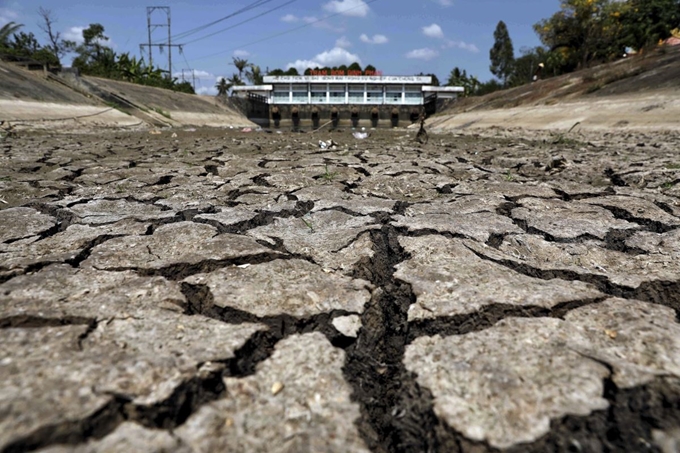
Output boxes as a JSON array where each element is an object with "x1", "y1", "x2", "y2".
[{"x1": 1, "y1": 125, "x2": 680, "y2": 453}]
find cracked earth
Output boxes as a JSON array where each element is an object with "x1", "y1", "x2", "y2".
[{"x1": 1, "y1": 127, "x2": 680, "y2": 452}]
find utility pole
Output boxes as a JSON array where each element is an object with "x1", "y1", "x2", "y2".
[
  {"x1": 140, "y1": 6, "x2": 182, "y2": 78},
  {"x1": 181, "y1": 68, "x2": 196, "y2": 91}
]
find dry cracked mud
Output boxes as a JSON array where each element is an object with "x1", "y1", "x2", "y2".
[{"x1": 1, "y1": 127, "x2": 680, "y2": 452}]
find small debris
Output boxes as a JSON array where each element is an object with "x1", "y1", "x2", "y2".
[
  {"x1": 271, "y1": 381, "x2": 284, "y2": 395},
  {"x1": 318, "y1": 139, "x2": 338, "y2": 150},
  {"x1": 149, "y1": 130, "x2": 161, "y2": 135},
  {"x1": 545, "y1": 156, "x2": 569, "y2": 173},
  {"x1": 415, "y1": 113, "x2": 428, "y2": 144},
  {"x1": 332, "y1": 315, "x2": 362, "y2": 338},
  {"x1": 605, "y1": 329, "x2": 618, "y2": 339},
  {"x1": 352, "y1": 132, "x2": 369, "y2": 140}
]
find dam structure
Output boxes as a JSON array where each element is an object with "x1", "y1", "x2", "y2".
[{"x1": 233, "y1": 74, "x2": 463, "y2": 128}]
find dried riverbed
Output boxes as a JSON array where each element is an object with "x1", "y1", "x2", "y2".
[{"x1": 1, "y1": 126, "x2": 680, "y2": 452}]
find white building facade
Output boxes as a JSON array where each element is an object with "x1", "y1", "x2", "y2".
[{"x1": 233, "y1": 75, "x2": 463, "y2": 105}]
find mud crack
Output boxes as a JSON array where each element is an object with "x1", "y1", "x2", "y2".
[{"x1": 344, "y1": 225, "x2": 441, "y2": 452}]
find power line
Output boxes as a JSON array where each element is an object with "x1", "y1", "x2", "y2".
[
  {"x1": 156, "y1": 0, "x2": 276, "y2": 43},
  {"x1": 187, "y1": 0, "x2": 379, "y2": 63},
  {"x1": 183, "y1": 0, "x2": 298, "y2": 45},
  {"x1": 179, "y1": 48, "x2": 196, "y2": 91}
]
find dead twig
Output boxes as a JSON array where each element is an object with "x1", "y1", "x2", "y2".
[{"x1": 415, "y1": 114, "x2": 428, "y2": 144}]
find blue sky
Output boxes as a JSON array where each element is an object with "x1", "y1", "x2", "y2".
[{"x1": 1, "y1": 0, "x2": 560, "y2": 94}]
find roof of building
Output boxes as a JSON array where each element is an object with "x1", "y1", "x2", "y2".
[
  {"x1": 263, "y1": 75, "x2": 433, "y2": 84},
  {"x1": 422, "y1": 86, "x2": 465, "y2": 92},
  {"x1": 231, "y1": 85, "x2": 273, "y2": 91}
]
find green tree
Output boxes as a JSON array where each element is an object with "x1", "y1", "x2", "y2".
[
  {"x1": 490, "y1": 20, "x2": 515, "y2": 85},
  {"x1": 417, "y1": 72, "x2": 440, "y2": 86},
  {"x1": 476, "y1": 79, "x2": 504, "y2": 95},
  {"x1": 446, "y1": 67, "x2": 479, "y2": 96},
  {"x1": 71, "y1": 23, "x2": 112, "y2": 74},
  {"x1": 446, "y1": 67, "x2": 464, "y2": 86},
  {"x1": 508, "y1": 47, "x2": 546, "y2": 86},
  {"x1": 0, "y1": 27, "x2": 59, "y2": 66},
  {"x1": 0, "y1": 22, "x2": 23, "y2": 53},
  {"x1": 534, "y1": 0, "x2": 624, "y2": 69},
  {"x1": 620, "y1": 0, "x2": 680, "y2": 50},
  {"x1": 347, "y1": 61, "x2": 362, "y2": 73},
  {"x1": 231, "y1": 57, "x2": 249, "y2": 80},
  {"x1": 215, "y1": 77, "x2": 231, "y2": 96},
  {"x1": 284, "y1": 67, "x2": 299, "y2": 75},
  {"x1": 226, "y1": 73, "x2": 244, "y2": 95},
  {"x1": 246, "y1": 63, "x2": 264, "y2": 85},
  {"x1": 173, "y1": 81, "x2": 195, "y2": 94}
]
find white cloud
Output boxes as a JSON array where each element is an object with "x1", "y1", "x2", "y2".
[
  {"x1": 233, "y1": 49, "x2": 250, "y2": 58},
  {"x1": 422, "y1": 24, "x2": 444, "y2": 39},
  {"x1": 308, "y1": 16, "x2": 344, "y2": 32},
  {"x1": 281, "y1": 14, "x2": 343, "y2": 32},
  {"x1": 196, "y1": 85, "x2": 218, "y2": 96},
  {"x1": 0, "y1": 8, "x2": 19, "y2": 26},
  {"x1": 443, "y1": 39, "x2": 479, "y2": 53},
  {"x1": 433, "y1": 0, "x2": 453, "y2": 6},
  {"x1": 63, "y1": 26, "x2": 85, "y2": 44},
  {"x1": 336, "y1": 36, "x2": 351, "y2": 48},
  {"x1": 360, "y1": 34, "x2": 388, "y2": 44},
  {"x1": 286, "y1": 47, "x2": 361, "y2": 73},
  {"x1": 323, "y1": 0, "x2": 370, "y2": 17},
  {"x1": 420, "y1": 23, "x2": 478, "y2": 54},
  {"x1": 405, "y1": 48, "x2": 439, "y2": 60}
]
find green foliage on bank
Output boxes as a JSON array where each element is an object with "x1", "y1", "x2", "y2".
[
  {"x1": 449, "y1": 0, "x2": 680, "y2": 96},
  {"x1": 0, "y1": 21, "x2": 194, "y2": 94}
]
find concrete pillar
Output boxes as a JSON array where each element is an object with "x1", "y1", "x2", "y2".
[
  {"x1": 330, "y1": 106, "x2": 339, "y2": 129},
  {"x1": 391, "y1": 107, "x2": 399, "y2": 128},
  {"x1": 311, "y1": 106, "x2": 320, "y2": 129},
  {"x1": 351, "y1": 106, "x2": 359, "y2": 128},
  {"x1": 291, "y1": 106, "x2": 300, "y2": 131}
]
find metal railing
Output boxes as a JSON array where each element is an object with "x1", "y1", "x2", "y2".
[{"x1": 247, "y1": 92, "x2": 269, "y2": 103}]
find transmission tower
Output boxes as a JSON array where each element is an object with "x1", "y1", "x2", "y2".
[{"x1": 140, "y1": 6, "x2": 182, "y2": 77}]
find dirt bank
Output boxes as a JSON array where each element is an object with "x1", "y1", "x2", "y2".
[
  {"x1": 0, "y1": 61, "x2": 255, "y2": 130},
  {"x1": 432, "y1": 45, "x2": 680, "y2": 134}
]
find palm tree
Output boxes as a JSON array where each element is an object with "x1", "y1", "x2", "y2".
[
  {"x1": 226, "y1": 74, "x2": 244, "y2": 95},
  {"x1": 215, "y1": 77, "x2": 232, "y2": 96},
  {"x1": 231, "y1": 57, "x2": 249, "y2": 80},
  {"x1": 245, "y1": 63, "x2": 263, "y2": 85},
  {"x1": 0, "y1": 22, "x2": 23, "y2": 48}
]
